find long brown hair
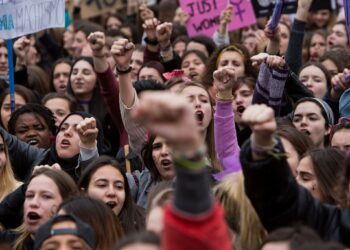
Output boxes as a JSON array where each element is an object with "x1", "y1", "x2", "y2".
[
  {"x1": 177, "y1": 81, "x2": 221, "y2": 172},
  {"x1": 13, "y1": 168, "x2": 78, "y2": 250},
  {"x1": 58, "y1": 195, "x2": 124, "y2": 250}
]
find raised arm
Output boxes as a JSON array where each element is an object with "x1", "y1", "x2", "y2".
[
  {"x1": 251, "y1": 53, "x2": 289, "y2": 116},
  {"x1": 112, "y1": 39, "x2": 148, "y2": 154},
  {"x1": 285, "y1": 0, "x2": 313, "y2": 73},
  {"x1": 213, "y1": 67, "x2": 241, "y2": 180},
  {"x1": 88, "y1": 32, "x2": 128, "y2": 146},
  {"x1": 132, "y1": 91, "x2": 232, "y2": 250},
  {"x1": 240, "y1": 104, "x2": 346, "y2": 244}
]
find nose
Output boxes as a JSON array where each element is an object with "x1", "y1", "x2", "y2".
[
  {"x1": 106, "y1": 184, "x2": 116, "y2": 197},
  {"x1": 194, "y1": 97, "x2": 201, "y2": 108},
  {"x1": 63, "y1": 126, "x2": 73, "y2": 137},
  {"x1": 29, "y1": 195, "x2": 39, "y2": 208},
  {"x1": 26, "y1": 129, "x2": 38, "y2": 137},
  {"x1": 304, "y1": 79, "x2": 313, "y2": 88},
  {"x1": 0, "y1": 55, "x2": 6, "y2": 63},
  {"x1": 160, "y1": 143, "x2": 169, "y2": 156},
  {"x1": 59, "y1": 74, "x2": 66, "y2": 82}
]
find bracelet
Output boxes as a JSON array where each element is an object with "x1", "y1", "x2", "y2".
[
  {"x1": 116, "y1": 65, "x2": 132, "y2": 75},
  {"x1": 216, "y1": 92, "x2": 233, "y2": 101},
  {"x1": 160, "y1": 42, "x2": 172, "y2": 51},
  {"x1": 92, "y1": 53, "x2": 105, "y2": 58},
  {"x1": 172, "y1": 145, "x2": 208, "y2": 170},
  {"x1": 251, "y1": 135, "x2": 285, "y2": 160},
  {"x1": 144, "y1": 37, "x2": 158, "y2": 45}
]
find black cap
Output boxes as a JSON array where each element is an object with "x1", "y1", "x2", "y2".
[{"x1": 34, "y1": 214, "x2": 96, "y2": 250}]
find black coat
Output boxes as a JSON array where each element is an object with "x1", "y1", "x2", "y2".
[{"x1": 240, "y1": 138, "x2": 350, "y2": 247}]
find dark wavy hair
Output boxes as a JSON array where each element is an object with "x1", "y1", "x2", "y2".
[{"x1": 78, "y1": 155, "x2": 145, "y2": 234}]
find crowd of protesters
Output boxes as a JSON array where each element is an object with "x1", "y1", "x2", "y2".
[{"x1": 0, "y1": 0, "x2": 350, "y2": 249}]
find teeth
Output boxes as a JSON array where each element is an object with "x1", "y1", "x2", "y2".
[{"x1": 27, "y1": 139, "x2": 38, "y2": 145}]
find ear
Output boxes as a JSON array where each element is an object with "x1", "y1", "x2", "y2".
[{"x1": 325, "y1": 126, "x2": 331, "y2": 136}]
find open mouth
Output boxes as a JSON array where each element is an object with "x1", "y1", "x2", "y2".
[
  {"x1": 161, "y1": 159, "x2": 172, "y2": 169},
  {"x1": 327, "y1": 40, "x2": 334, "y2": 48},
  {"x1": 237, "y1": 106, "x2": 245, "y2": 115},
  {"x1": 60, "y1": 139, "x2": 71, "y2": 148},
  {"x1": 106, "y1": 201, "x2": 117, "y2": 209},
  {"x1": 189, "y1": 71, "x2": 198, "y2": 79},
  {"x1": 27, "y1": 139, "x2": 39, "y2": 146},
  {"x1": 300, "y1": 129, "x2": 311, "y2": 135},
  {"x1": 195, "y1": 111, "x2": 204, "y2": 122},
  {"x1": 27, "y1": 211, "x2": 41, "y2": 222}
]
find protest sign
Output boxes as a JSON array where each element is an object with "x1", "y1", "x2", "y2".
[
  {"x1": 79, "y1": 0, "x2": 124, "y2": 19},
  {"x1": 179, "y1": 0, "x2": 256, "y2": 37},
  {"x1": 252, "y1": 0, "x2": 297, "y2": 18},
  {"x1": 0, "y1": 0, "x2": 65, "y2": 40}
]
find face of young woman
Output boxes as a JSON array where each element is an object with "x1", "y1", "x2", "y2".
[
  {"x1": 0, "y1": 136, "x2": 7, "y2": 172},
  {"x1": 138, "y1": 67, "x2": 164, "y2": 83},
  {"x1": 321, "y1": 59, "x2": 338, "y2": 77},
  {"x1": 14, "y1": 113, "x2": 52, "y2": 149},
  {"x1": 44, "y1": 98, "x2": 71, "y2": 128},
  {"x1": 55, "y1": 114, "x2": 83, "y2": 159},
  {"x1": 280, "y1": 137, "x2": 299, "y2": 177},
  {"x1": 232, "y1": 84, "x2": 253, "y2": 125},
  {"x1": 299, "y1": 65, "x2": 328, "y2": 99},
  {"x1": 279, "y1": 23, "x2": 290, "y2": 55},
  {"x1": 70, "y1": 60, "x2": 97, "y2": 100},
  {"x1": 106, "y1": 16, "x2": 122, "y2": 31},
  {"x1": 0, "y1": 46, "x2": 8, "y2": 76},
  {"x1": 174, "y1": 41, "x2": 186, "y2": 58},
  {"x1": 217, "y1": 51, "x2": 245, "y2": 78},
  {"x1": 309, "y1": 33, "x2": 327, "y2": 61},
  {"x1": 87, "y1": 165, "x2": 126, "y2": 216},
  {"x1": 1, "y1": 93, "x2": 26, "y2": 130},
  {"x1": 331, "y1": 129, "x2": 350, "y2": 152},
  {"x1": 296, "y1": 156, "x2": 322, "y2": 201},
  {"x1": 130, "y1": 50, "x2": 144, "y2": 83},
  {"x1": 327, "y1": 23, "x2": 348, "y2": 50},
  {"x1": 152, "y1": 136, "x2": 175, "y2": 181},
  {"x1": 71, "y1": 31, "x2": 88, "y2": 57},
  {"x1": 180, "y1": 86, "x2": 212, "y2": 134},
  {"x1": 292, "y1": 102, "x2": 329, "y2": 148},
  {"x1": 53, "y1": 63, "x2": 71, "y2": 93},
  {"x1": 310, "y1": 9, "x2": 331, "y2": 28},
  {"x1": 181, "y1": 53, "x2": 206, "y2": 81},
  {"x1": 40, "y1": 220, "x2": 88, "y2": 250},
  {"x1": 24, "y1": 175, "x2": 63, "y2": 234}
]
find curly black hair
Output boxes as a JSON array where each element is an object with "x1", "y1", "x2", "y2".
[{"x1": 8, "y1": 103, "x2": 56, "y2": 135}]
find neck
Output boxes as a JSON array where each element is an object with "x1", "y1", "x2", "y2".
[{"x1": 76, "y1": 92, "x2": 93, "y2": 101}]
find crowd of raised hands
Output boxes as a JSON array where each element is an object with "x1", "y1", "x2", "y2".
[{"x1": 1, "y1": 0, "x2": 350, "y2": 249}]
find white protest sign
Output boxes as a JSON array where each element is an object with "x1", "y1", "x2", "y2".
[{"x1": 0, "y1": 0, "x2": 65, "y2": 39}]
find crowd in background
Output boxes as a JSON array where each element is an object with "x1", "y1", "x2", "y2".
[{"x1": 0, "y1": 0, "x2": 350, "y2": 249}]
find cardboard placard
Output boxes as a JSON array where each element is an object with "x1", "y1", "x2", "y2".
[
  {"x1": 179, "y1": 0, "x2": 257, "y2": 37},
  {"x1": 0, "y1": 0, "x2": 65, "y2": 39},
  {"x1": 79, "y1": 0, "x2": 125, "y2": 19}
]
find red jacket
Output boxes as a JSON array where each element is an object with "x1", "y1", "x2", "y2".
[{"x1": 162, "y1": 202, "x2": 233, "y2": 250}]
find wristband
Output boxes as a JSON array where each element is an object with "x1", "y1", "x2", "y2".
[
  {"x1": 144, "y1": 37, "x2": 159, "y2": 45},
  {"x1": 251, "y1": 135, "x2": 285, "y2": 160},
  {"x1": 216, "y1": 92, "x2": 233, "y2": 101},
  {"x1": 160, "y1": 42, "x2": 172, "y2": 51},
  {"x1": 116, "y1": 65, "x2": 132, "y2": 75}
]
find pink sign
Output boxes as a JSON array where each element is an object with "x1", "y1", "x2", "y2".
[{"x1": 179, "y1": 0, "x2": 257, "y2": 37}]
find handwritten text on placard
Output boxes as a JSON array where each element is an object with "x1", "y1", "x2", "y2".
[
  {"x1": 180, "y1": 0, "x2": 256, "y2": 37},
  {"x1": 0, "y1": 0, "x2": 65, "y2": 39}
]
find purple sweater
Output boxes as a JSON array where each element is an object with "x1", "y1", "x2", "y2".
[{"x1": 213, "y1": 100, "x2": 241, "y2": 181}]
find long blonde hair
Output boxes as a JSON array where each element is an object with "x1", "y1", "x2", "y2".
[
  {"x1": 213, "y1": 172, "x2": 267, "y2": 250},
  {"x1": 0, "y1": 132, "x2": 20, "y2": 201}
]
